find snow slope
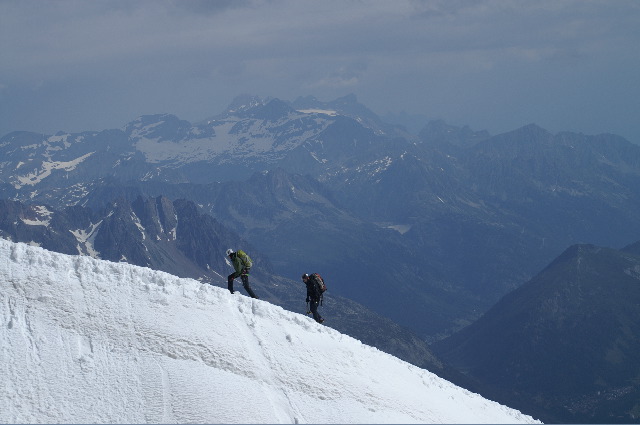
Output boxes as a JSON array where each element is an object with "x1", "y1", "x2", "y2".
[{"x1": 0, "y1": 239, "x2": 540, "y2": 424}]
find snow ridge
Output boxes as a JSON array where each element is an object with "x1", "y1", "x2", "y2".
[{"x1": 0, "y1": 239, "x2": 540, "y2": 424}]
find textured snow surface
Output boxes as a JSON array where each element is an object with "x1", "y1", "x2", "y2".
[{"x1": 0, "y1": 239, "x2": 540, "y2": 424}]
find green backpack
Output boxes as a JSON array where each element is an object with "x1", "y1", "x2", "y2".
[{"x1": 236, "y1": 250, "x2": 252, "y2": 269}]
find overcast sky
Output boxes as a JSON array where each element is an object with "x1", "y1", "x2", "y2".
[{"x1": 1, "y1": 0, "x2": 639, "y2": 142}]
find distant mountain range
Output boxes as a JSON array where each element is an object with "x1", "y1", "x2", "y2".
[
  {"x1": 3, "y1": 94, "x2": 640, "y2": 340},
  {"x1": 2, "y1": 93, "x2": 640, "y2": 421}
]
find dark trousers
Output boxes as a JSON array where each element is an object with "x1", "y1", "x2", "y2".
[
  {"x1": 228, "y1": 273, "x2": 259, "y2": 299},
  {"x1": 309, "y1": 298, "x2": 323, "y2": 323}
]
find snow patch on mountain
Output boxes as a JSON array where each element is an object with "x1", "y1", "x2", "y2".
[
  {"x1": 13, "y1": 152, "x2": 94, "y2": 189},
  {"x1": 297, "y1": 109, "x2": 338, "y2": 116},
  {"x1": 70, "y1": 221, "x2": 102, "y2": 257},
  {"x1": 386, "y1": 224, "x2": 412, "y2": 234},
  {"x1": 20, "y1": 205, "x2": 53, "y2": 226},
  {"x1": 0, "y1": 239, "x2": 540, "y2": 424}
]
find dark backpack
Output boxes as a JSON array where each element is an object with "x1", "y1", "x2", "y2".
[{"x1": 309, "y1": 273, "x2": 327, "y2": 295}]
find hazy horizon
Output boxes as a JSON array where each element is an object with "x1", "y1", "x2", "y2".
[{"x1": 1, "y1": 0, "x2": 638, "y2": 143}]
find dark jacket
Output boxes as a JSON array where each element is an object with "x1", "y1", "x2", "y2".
[{"x1": 305, "y1": 276, "x2": 322, "y2": 301}]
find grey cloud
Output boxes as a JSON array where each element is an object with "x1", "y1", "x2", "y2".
[{"x1": 0, "y1": 0, "x2": 638, "y2": 142}]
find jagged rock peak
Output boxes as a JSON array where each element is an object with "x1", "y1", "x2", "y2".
[
  {"x1": 226, "y1": 94, "x2": 270, "y2": 114},
  {"x1": 510, "y1": 123, "x2": 552, "y2": 139},
  {"x1": 125, "y1": 113, "x2": 185, "y2": 129}
]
